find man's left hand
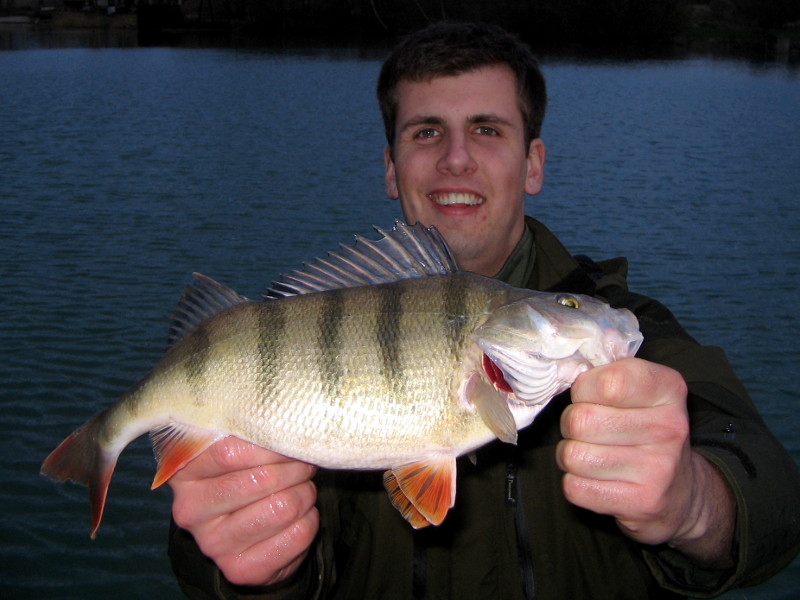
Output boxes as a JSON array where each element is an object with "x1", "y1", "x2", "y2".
[{"x1": 557, "y1": 358, "x2": 735, "y2": 567}]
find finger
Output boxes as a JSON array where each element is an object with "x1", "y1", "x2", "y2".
[
  {"x1": 171, "y1": 436, "x2": 289, "y2": 482},
  {"x1": 198, "y1": 478, "x2": 318, "y2": 558},
  {"x1": 215, "y1": 506, "x2": 320, "y2": 587},
  {"x1": 571, "y1": 358, "x2": 687, "y2": 410},
  {"x1": 561, "y1": 469, "x2": 681, "y2": 546},
  {"x1": 556, "y1": 438, "x2": 680, "y2": 484},
  {"x1": 171, "y1": 459, "x2": 317, "y2": 526},
  {"x1": 560, "y1": 402, "x2": 686, "y2": 446},
  {"x1": 561, "y1": 471, "x2": 642, "y2": 517}
]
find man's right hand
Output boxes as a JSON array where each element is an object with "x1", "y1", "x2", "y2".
[{"x1": 168, "y1": 437, "x2": 319, "y2": 587}]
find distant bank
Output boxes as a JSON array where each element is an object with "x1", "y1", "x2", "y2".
[{"x1": 2, "y1": 2, "x2": 798, "y2": 58}]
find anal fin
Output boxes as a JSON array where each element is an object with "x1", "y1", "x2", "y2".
[
  {"x1": 383, "y1": 471, "x2": 435, "y2": 529},
  {"x1": 149, "y1": 423, "x2": 223, "y2": 489},
  {"x1": 383, "y1": 456, "x2": 457, "y2": 528}
]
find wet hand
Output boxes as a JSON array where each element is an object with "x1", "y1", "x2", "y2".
[
  {"x1": 557, "y1": 358, "x2": 734, "y2": 563},
  {"x1": 168, "y1": 437, "x2": 319, "y2": 587}
]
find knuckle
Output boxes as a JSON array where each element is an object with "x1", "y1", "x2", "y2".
[
  {"x1": 665, "y1": 366, "x2": 688, "y2": 394},
  {"x1": 562, "y1": 403, "x2": 593, "y2": 439},
  {"x1": 209, "y1": 437, "x2": 250, "y2": 468},
  {"x1": 647, "y1": 362, "x2": 688, "y2": 402},
  {"x1": 205, "y1": 470, "x2": 255, "y2": 508},
  {"x1": 216, "y1": 510, "x2": 319, "y2": 587},
  {"x1": 596, "y1": 362, "x2": 628, "y2": 401},
  {"x1": 171, "y1": 500, "x2": 195, "y2": 530},
  {"x1": 216, "y1": 555, "x2": 254, "y2": 586},
  {"x1": 264, "y1": 481, "x2": 316, "y2": 525},
  {"x1": 560, "y1": 439, "x2": 587, "y2": 472},
  {"x1": 287, "y1": 506, "x2": 320, "y2": 549},
  {"x1": 652, "y1": 406, "x2": 690, "y2": 444},
  {"x1": 171, "y1": 488, "x2": 205, "y2": 530},
  {"x1": 264, "y1": 494, "x2": 302, "y2": 526},
  {"x1": 667, "y1": 413, "x2": 690, "y2": 440}
]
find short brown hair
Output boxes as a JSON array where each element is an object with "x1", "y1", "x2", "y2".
[{"x1": 377, "y1": 22, "x2": 547, "y2": 150}]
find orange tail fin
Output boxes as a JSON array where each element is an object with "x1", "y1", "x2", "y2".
[{"x1": 40, "y1": 411, "x2": 117, "y2": 539}]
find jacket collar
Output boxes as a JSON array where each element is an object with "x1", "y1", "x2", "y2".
[{"x1": 523, "y1": 216, "x2": 599, "y2": 295}]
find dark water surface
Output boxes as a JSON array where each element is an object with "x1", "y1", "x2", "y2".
[{"x1": 1, "y1": 31, "x2": 798, "y2": 599}]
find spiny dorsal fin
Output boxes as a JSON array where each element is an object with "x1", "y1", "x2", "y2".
[
  {"x1": 167, "y1": 273, "x2": 250, "y2": 349},
  {"x1": 265, "y1": 221, "x2": 459, "y2": 299}
]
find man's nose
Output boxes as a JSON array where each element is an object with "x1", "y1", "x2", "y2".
[{"x1": 437, "y1": 133, "x2": 477, "y2": 175}]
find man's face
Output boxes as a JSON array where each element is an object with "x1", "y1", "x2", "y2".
[{"x1": 385, "y1": 64, "x2": 545, "y2": 276}]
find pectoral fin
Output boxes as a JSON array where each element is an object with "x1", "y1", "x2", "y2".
[
  {"x1": 465, "y1": 373, "x2": 518, "y2": 444},
  {"x1": 383, "y1": 456, "x2": 456, "y2": 528}
]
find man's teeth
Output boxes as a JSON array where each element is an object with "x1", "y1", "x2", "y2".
[{"x1": 429, "y1": 192, "x2": 484, "y2": 206}]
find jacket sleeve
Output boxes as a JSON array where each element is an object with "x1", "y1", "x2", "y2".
[{"x1": 597, "y1": 279, "x2": 800, "y2": 597}]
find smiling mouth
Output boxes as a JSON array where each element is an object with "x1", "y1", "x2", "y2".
[{"x1": 427, "y1": 192, "x2": 484, "y2": 206}]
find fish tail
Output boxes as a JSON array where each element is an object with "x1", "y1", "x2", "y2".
[{"x1": 40, "y1": 411, "x2": 118, "y2": 539}]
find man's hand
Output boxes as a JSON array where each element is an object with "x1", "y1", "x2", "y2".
[
  {"x1": 557, "y1": 358, "x2": 735, "y2": 568},
  {"x1": 168, "y1": 437, "x2": 319, "y2": 587}
]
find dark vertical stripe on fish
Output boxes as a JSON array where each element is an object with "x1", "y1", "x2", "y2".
[
  {"x1": 181, "y1": 327, "x2": 213, "y2": 407},
  {"x1": 257, "y1": 301, "x2": 286, "y2": 399},
  {"x1": 443, "y1": 275, "x2": 469, "y2": 359},
  {"x1": 317, "y1": 289, "x2": 346, "y2": 399},
  {"x1": 378, "y1": 284, "x2": 403, "y2": 394}
]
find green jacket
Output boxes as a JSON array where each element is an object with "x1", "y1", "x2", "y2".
[{"x1": 169, "y1": 217, "x2": 800, "y2": 600}]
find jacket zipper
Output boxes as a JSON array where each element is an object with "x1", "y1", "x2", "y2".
[{"x1": 507, "y1": 459, "x2": 536, "y2": 600}]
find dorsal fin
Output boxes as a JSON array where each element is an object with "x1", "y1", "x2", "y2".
[
  {"x1": 167, "y1": 273, "x2": 250, "y2": 349},
  {"x1": 265, "y1": 221, "x2": 459, "y2": 299}
]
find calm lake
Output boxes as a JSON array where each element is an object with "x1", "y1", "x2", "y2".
[{"x1": 1, "y1": 28, "x2": 798, "y2": 599}]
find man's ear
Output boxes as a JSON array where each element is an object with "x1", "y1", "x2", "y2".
[
  {"x1": 384, "y1": 145, "x2": 399, "y2": 199},
  {"x1": 524, "y1": 138, "x2": 546, "y2": 196}
]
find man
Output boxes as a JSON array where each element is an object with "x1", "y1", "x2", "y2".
[{"x1": 168, "y1": 22, "x2": 800, "y2": 599}]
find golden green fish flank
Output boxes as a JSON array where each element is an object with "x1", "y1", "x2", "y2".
[
  {"x1": 242, "y1": 277, "x2": 486, "y2": 462},
  {"x1": 85, "y1": 273, "x2": 528, "y2": 472},
  {"x1": 148, "y1": 274, "x2": 499, "y2": 468}
]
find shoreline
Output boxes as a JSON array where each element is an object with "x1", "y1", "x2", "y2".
[{"x1": 1, "y1": 8, "x2": 797, "y2": 61}]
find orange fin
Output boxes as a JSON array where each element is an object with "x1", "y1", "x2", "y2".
[
  {"x1": 150, "y1": 424, "x2": 222, "y2": 489},
  {"x1": 383, "y1": 471, "x2": 434, "y2": 529},
  {"x1": 466, "y1": 372, "x2": 517, "y2": 444},
  {"x1": 40, "y1": 411, "x2": 117, "y2": 539},
  {"x1": 383, "y1": 456, "x2": 456, "y2": 527}
]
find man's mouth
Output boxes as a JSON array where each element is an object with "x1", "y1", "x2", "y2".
[{"x1": 427, "y1": 192, "x2": 484, "y2": 206}]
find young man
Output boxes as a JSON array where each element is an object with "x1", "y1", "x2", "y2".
[{"x1": 168, "y1": 23, "x2": 800, "y2": 599}]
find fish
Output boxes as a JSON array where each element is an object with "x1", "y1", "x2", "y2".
[{"x1": 40, "y1": 221, "x2": 643, "y2": 535}]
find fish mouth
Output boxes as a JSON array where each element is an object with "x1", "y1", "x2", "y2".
[
  {"x1": 604, "y1": 328, "x2": 644, "y2": 362},
  {"x1": 427, "y1": 192, "x2": 484, "y2": 207}
]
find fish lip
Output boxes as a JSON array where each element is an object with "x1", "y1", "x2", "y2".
[{"x1": 426, "y1": 190, "x2": 485, "y2": 207}]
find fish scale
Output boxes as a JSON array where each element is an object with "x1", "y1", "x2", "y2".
[{"x1": 41, "y1": 221, "x2": 643, "y2": 535}]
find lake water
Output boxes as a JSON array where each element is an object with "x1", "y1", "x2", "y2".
[{"x1": 1, "y1": 29, "x2": 798, "y2": 599}]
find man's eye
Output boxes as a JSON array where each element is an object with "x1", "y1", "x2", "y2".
[
  {"x1": 476, "y1": 126, "x2": 499, "y2": 136},
  {"x1": 415, "y1": 128, "x2": 439, "y2": 139}
]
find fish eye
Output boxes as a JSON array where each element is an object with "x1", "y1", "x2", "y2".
[{"x1": 556, "y1": 294, "x2": 580, "y2": 309}]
